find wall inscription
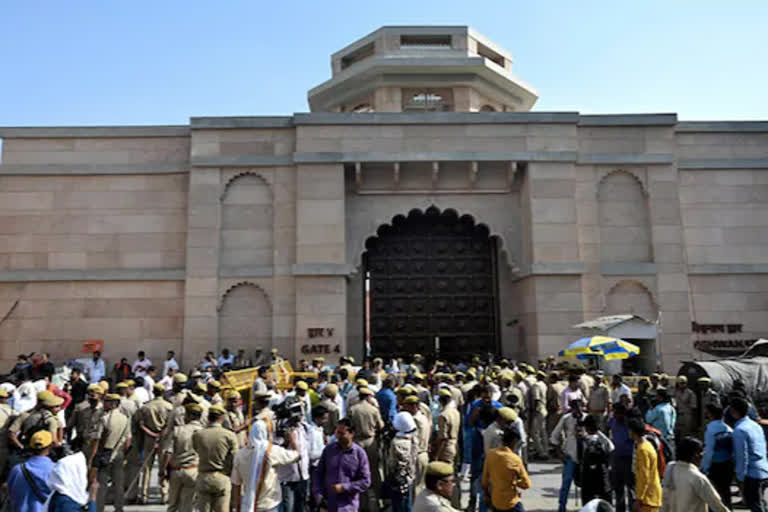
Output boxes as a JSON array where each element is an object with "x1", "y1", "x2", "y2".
[{"x1": 692, "y1": 322, "x2": 757, "y2": 356}]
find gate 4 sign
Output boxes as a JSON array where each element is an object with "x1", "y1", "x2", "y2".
[{"x1": 300, "y1": 344, "x2": 341, "y2": 354}]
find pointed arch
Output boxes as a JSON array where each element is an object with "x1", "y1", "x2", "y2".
[
  {"x1": 604, "y1": 279, "x2": 658, "y2": 319},
  {"x1": 217, "y1": 281, "x2": 272, "y2": 354},
  {"x1": 219, "y1": 173, "x2": 274, "y2": 268},
  {"x1": 598, "y1": 170, "x2": 652, "y2": 263},
  {"x1": 351, "y1": 203, "x2": 518, "y2": 274}
]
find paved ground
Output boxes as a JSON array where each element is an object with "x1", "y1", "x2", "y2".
[{"x1": 107, "y1": 460, "x2": 569, "y2": 511}]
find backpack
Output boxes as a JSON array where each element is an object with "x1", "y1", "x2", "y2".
[
  {"x1": 644, "y1": 427, "x2": 671, "y2": 476},
  {"x1": 581, "y1": 434, "x2": 610, "y2": 470}
]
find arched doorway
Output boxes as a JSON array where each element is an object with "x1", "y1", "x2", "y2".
[{"x1": 363, "y1": 206, "x2": 500, "y2": 360}]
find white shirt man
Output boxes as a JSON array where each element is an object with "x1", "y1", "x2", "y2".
[
  {"x1": 162, "y1": 354, "x2": 178, "y2": 377},
  {"x1": 86, "y1": 355, "x2": 106, "y2": 383},
  {"x1": 132, "y1": 354, "x2": 152, "y2": 377},
  {"x1": 143, "y1": 373, "x2": 155, "y2": 400}
]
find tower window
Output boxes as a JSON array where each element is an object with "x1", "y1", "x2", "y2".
[
  {"x1": 403, "y1": 90, "x2": 452, "y2": 112},
  {"x1": 476, "y1": 42, "x2": 505, "y2": 68},
  {"x1": 400, "y1": 35, "x2": 452, "y2": 49},
  {"x1": 341, "y1": 42, "x2": 375, "y2": 70}
]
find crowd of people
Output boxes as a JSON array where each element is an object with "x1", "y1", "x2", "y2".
[{"x1": 0, "y1": 348, "x2": 766, "y2": 512}]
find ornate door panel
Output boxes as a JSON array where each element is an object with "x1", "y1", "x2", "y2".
[{"x1": 364, "y1": 207, "x2": 499, "y2": 359}]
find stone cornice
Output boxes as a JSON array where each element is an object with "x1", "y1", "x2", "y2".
[
  {"x1": 0, "y1": 162, "x2": 189, "y2": 175},
  {"x1": 676, "y1": 121, "x2": 768, "y2": 133},
  {"x1": 0, "y1": 126, "x2": 189, "y2": 138},
  {"x1": 678, "y1": 159, "x2": 768, "y2": 170},
  {"x1": 0, "y1": 268, "x2": 185, "y2": 282},
  {"x1": 190, "y1": 117, "x2": 294, "y2": 129}
]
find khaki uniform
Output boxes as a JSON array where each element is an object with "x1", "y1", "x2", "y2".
[
  {"x1": 675, "y1": 387, "x2": 698, "y2": 437},
  {"x1": 222, "y1": 408, "x2": 247, "y2": 447},
  {"x1": 448, "y1": 385, "x2": 464, "y2": 410},
  {"x1": 435, "y1": 402, "x2": 460, "y2": 463},
  {"x1": 138, "y1": 397, "x2": 173, "y2": 502},
  {"x1": 120, "y1": 397, "x2": 141, "y2": 501},
  {"x1": 412, "y1": 410, "x2": 431, "y2": 495},
  {"x1": 587, "y1": 383, "x2": 610, "y2": 432},
  {"x1": 69, "y1": 401, "x2": 102, "y2": 457},
  {"x1": 546, "y1": 380, "x2": 566, "y2": 436},
  {"x1": 0, "y1": 403, "x2": 15, "y2": 474},
  {"x1": 163, "y1": 419, "x2": 203, "y2": 512},
  {"x1": 9, "y1": 409, "x2": 59, "y2": 449},
  {"x1": 348, "y1": 399, "x2": 384, "y2": 512},
  {"x1": 192, "y1": 423, "x2": 239, "y2": 512},
  {"x1": 318, "y1": 397, "x2": 340, "y2": 437},
  {"x1": 530, "y1": 380, "x2": 549, "y2": 457},
  {"x1": 413, "y1": 488, "x2": 461, "y2": 511},
  {"x1": 91, "y1": 408, "x2": 131, "y2": 512}
]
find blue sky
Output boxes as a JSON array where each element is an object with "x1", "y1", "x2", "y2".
[{"x1": 1, "y1": 1, "x2": 766, "y2": 126}]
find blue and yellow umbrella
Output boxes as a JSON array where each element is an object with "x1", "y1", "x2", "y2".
[{"x1": 558, "y1": 335, "x2": 640, "y2": 360}]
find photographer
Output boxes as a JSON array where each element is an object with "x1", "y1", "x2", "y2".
[
  {"x1": 231, "y1": 419, "x2": 300, "y2": 512},
  {"x1": 273, "y1": 396, "x2": 311, "y2": 512}
]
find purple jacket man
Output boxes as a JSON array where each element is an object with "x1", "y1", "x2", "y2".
[{"x1": 313, "y1": 418, "x2": 371, "y2": 512}]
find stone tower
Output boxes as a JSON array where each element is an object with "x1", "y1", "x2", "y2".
[{"x1": 308, "y1": 26, "x2": 538, "y2": 113}]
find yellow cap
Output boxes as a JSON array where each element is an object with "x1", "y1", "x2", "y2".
[
  {"x1": 105, "y1": 393, "x2": 121, "y2": 401},
  {"x1": 116, "y1": 382, "x2": 129, "y2": 389},
  {"x1": 173, "y1": 373, "x2": 188, "y2": 384},
  {"x1": 355, "y1": 378, "x2": 368, "y2": 387},
  {"x1": 37, "y1": 390, "x2": 54, "y2": 402},
  {"x1": 403, "y1": 395, "x2": 420, "y2": 405},
  {"x1": 498, "y1": 407, "x2": 519, "y2": 422},
  {"x1": 209, "y1": 404, "x2": 226, "y2": 416},
  {"x1": 323, "y1": 384, "x2": 338, "y2": 397},
  {"x1": 226, "y1": 390, "x2": 241, "y2": 400},
  {"x1": 678, "y1": 375, "x2": 688, "y2": 383},
  {"x1": 185, "y1": 403, "x2": 203, "y2": 413},
  {"x1": 29, "y1": 430, "x2": 53, "y2": 449},
  {"x1": 153, "y1": 383, "x2": 166, "y2": 393},
  {"x1": 42, "y1": 395, "x2": 64, "y2": 408},
  {"x1": 0, "y1": 388, "x2": 8, "y2": 398},
  {"x1": 194, "y1": 381, "x2": 207, "y2": 393},
  {"x1": 87, "y1": 384, "x2": 104, "y2": 394},
  {"x1": 697, "y1": 376, "x2": 712, "y2": 383},
  {"x1": 537, "y1": 370, "x2": 547, "y2": 378},
  {"x1": 208, "y1": 380, "x2": 221, "y2": 389},
  {"x1": 426, "y1": 461, "x2": 454, "y2": 477},
  {"x1": 126, "y1": 380, "x2": 135, "y2": 387},
  {"x1": 295, "y1": 381, "x2": 309, "y2": 391},
  {"x1": 99, "y1": 381, "x2": 109, "y2": 394},
  {"x1": 438, "y1": 388, "x2": 452, "y2": 398},
  {"x1": 271, "y1": 348, "x2": 278, "y2": 354},
  {"x1": 359, "y1": 387, "x2": 374, "y2": 396},
  {"x1": 313, "y1": 357, "x2": 324, "y2": 362}
]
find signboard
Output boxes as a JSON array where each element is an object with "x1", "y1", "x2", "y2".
[
  {"x1": 82, "y1": 340, "x2": 104, "y2": 353},
  {"x1": 692, "y1": 322, "x2": 756, "y2": 357}
]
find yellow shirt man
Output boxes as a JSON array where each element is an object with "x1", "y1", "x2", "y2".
[
  {"x1": 481, "y1": 445, "x2": 531, "y2": 510},
  {"x1": 635, "y1": 438, "x2": 663, "y2": 510}
]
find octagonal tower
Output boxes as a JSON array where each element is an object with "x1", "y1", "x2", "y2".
[{"x1": 307, "y1": 26, "x2": 538, "y2": 113}]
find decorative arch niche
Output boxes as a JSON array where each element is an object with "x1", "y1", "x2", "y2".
[
  {"x1": 604, "y1": 279, "x2": 659, "y2": 319},
  {"x1": 219, "y1": 173, "x2": 274, "y2": 268},
  {"x1": 598, "y1": 170, "x2": 652, "y2": 263},
  {"x1": 217, "y1": 282, "x2": 273, "y2": 353}
]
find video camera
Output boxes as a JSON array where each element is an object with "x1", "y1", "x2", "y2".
[{"x1": 272, "y1": 396, "x2": 304, "y2": 444}]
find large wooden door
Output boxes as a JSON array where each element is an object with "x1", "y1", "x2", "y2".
[{"x1": 364, "y1": 207, "x2": 499, "y2": 360}]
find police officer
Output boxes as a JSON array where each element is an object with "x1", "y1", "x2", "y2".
[
  {"x1": 161, "y1": 403, "x2": 205, "y2": 512},
  {"x1": 9, "y1": 391, "x2": 62, "y2": 456},
  {"x1": 403, "y1": 395, "x2": 430, "y2": 494},
  {"x1": 91, "y1": 393, "x2": 131, "y2": 512},
  {"x1": 67, "y1": 383, "x2": 104, "y2": 458},
  {"x1": 675, "y1": 375, "x2": 698, "y2": 438},
  {"x1": 222, "y1": 390, "x2": 249, "y2": 448},
  {"x1": 413, "y1": 461, "x2": 461, "y2": 512},
  {"x1": 192, "y1": 404, "x2": 239, "y2": 512},
  {"x1": 318, "y1": 384, "x2": 341, "y2": 437},
  {"x1": 252, "y1": 390, "x2": 275, "y2": 429},
  {"x1": 347, "y1": 386, "x2": 384, "y2": 512},
  {"x1": 434, "y1": 388, "x2": 460, "y2": 464},
  {"x1": 137, "y1": 382, "x2": 173, "y2": 504}
]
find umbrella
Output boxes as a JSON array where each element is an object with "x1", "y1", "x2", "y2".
[{"x1": 558, "y1": 335, "x2": 640, "y2": 361}]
